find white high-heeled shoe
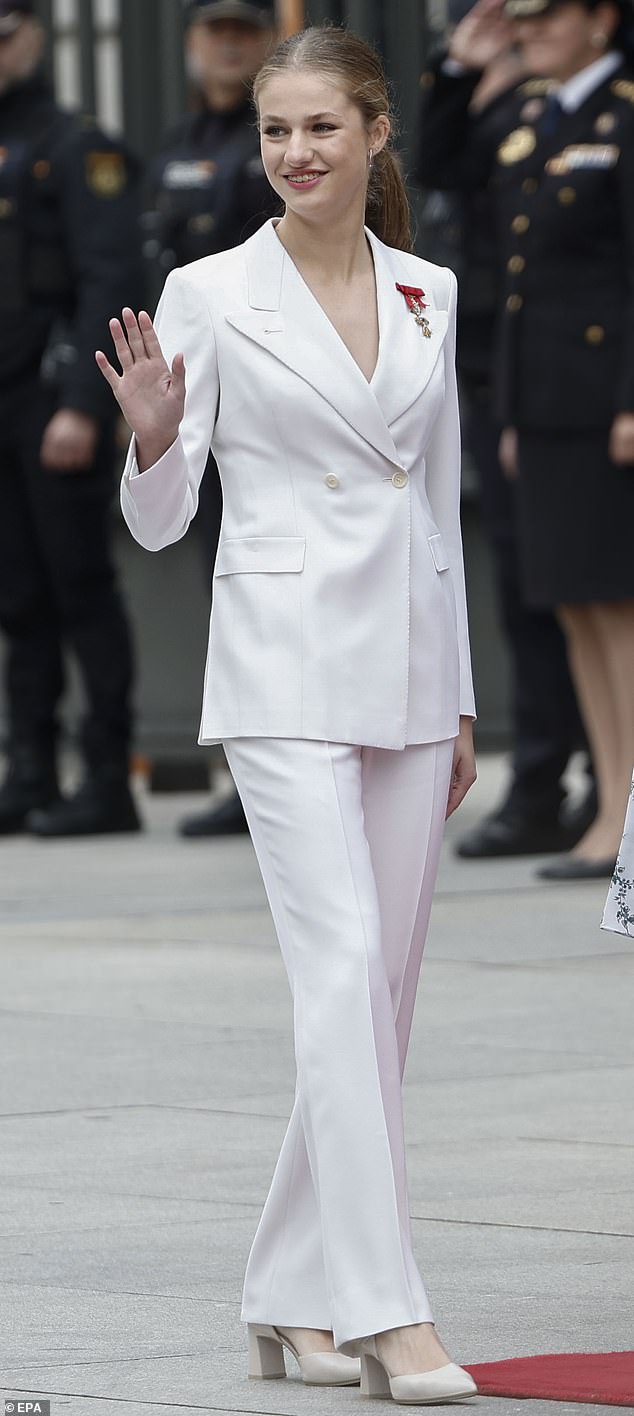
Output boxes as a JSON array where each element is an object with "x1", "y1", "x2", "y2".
[
  {"x1": 359, "y1": 1335, "x2": 478, "y2": 1405},
  {"x1": 247, "y1": 1322, "x2": 361, "y2": 1385}
]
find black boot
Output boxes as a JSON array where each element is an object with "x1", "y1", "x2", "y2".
[
  {"x1": 0, "y1": 744, "x2": 60, "y2": 835},
  {"x1": 27, "y1": 763, "x2": 142, "y2": 837},
  {"x1": 179, "y1": 788, "x2": 248, "y2": 838},
  {"x1": 455, "y1": 801, "x2": 581, "y2": 859}
]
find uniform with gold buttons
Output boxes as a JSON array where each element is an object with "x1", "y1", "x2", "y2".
[
  {"x1": 418, "y1": 12, "x2": 634, "y2": 608},
  {"x1": 416, "y1": 45, "x2": 589, "y2": 844},
  {"x1": 490, "y1": 31, "x2": 634, "y2": 607}
]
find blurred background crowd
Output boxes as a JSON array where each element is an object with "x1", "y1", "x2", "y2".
[{"x1": 0, "y1": 0, "x2": 633, "y2": 879}]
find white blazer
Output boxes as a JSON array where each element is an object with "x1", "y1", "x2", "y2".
[{"x1": 121, "y1": 217, "x2": 476, "y2": 750}]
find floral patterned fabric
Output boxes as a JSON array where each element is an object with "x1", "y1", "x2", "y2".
[{"x1": 602, "y1": 772, "x2": 634, "y2": 937}]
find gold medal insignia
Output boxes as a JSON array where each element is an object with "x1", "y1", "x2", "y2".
[
  {"x1": 85, "y1": 151, "x2": 127, "y2": 198},
  {"x1": 497, "y1": 127, "x2": 537, "y2": 165},
  {"x1": 595, "y1": 111, "x2": 617, "y2": 135}
]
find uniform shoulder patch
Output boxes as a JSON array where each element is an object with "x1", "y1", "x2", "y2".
[
  {"x1": 517, "y1": 78, "x2": 551, "y2": 96},
  {"x1": 85, "y1": 149, "x2": 127, "y2": 197},
  {"x1": 611, "y1": 78, "x2": 634, "y2": 105}
]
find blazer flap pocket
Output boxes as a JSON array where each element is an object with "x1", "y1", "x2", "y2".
[
  {"x1": 214, "y1": 535, "x2": 306, "y2": 576},
  {"x1": 428, "y1": 533, "x2": 450, "y2": 572}
]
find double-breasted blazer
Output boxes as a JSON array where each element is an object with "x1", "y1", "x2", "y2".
[{"x1": 120, "y1": 217, "x2": 475, "y2": 750}]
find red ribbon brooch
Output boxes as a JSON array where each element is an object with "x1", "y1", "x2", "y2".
[{"x1": 395, "y1": 284, "x2": 432, "y2": 338}]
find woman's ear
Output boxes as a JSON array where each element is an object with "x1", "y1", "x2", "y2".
[{"x1": 368, "y1": 114, "x2": 391, "y2": 156}]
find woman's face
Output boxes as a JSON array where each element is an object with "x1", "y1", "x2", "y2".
[
  {"x1": 258, "y1": 69, "x2": 388, "y2": 226},
  {"x1": 514, "y1": 0, "x2": 618, "y2": 81}
]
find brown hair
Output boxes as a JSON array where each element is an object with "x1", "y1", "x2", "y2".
[{"x1": 253, "y1": 26, "x2": 414, "y2": 254}]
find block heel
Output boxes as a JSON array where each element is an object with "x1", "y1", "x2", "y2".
[
  {"x1": 360, "y1": 1346, "x2": 393, "y2": 1397},
  {"x1": 247, "y1": 1324, "x2": 287, "y2": 1379},
  {"x1": 246, "y1": 1322, "x2": 361, "y2": 1385},
  {"x1": 358, "y1": 1336, "x2": 478, "y2": 1405}
]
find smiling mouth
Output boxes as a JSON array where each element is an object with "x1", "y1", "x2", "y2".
[{"x1": 284, "y1": 171, "x2": 327, "y2": 185}]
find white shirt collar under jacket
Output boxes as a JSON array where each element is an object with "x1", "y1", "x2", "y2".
[{"x1": 556, "y1": 50, "x2": 622, "y2": 112}]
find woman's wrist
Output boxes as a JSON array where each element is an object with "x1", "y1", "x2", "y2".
[{"x1": 135, "y1": 430, "x2": 179, "y2": 473}]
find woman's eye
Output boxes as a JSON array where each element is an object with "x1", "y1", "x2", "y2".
[
  {"x1": 314, "y1": 124, "x2": 335, "y2": 132},
  {"x1": 264, "y1": 126, "x2": 285, "y2": 137}
]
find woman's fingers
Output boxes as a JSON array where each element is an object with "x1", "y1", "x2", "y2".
[
  {"x1": 445, "y1": 743, "x2": 477, "y2": 819},
  {"x1": 138, "y1": 310, "x2": 165, "y2": 361},
  {"x1": 109, "y1": 317, "x2": 134, "y2": 372},
  {"x1": 171, "y1": 351, "x2": 186, "y2": 386},
  {"x1": 95, "y1": 349, "x2": 120, "y2": 391},
  {"x1": 122, "y1": 306, "x2": 148, "y2": 360}
]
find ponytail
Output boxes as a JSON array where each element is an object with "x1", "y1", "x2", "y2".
[{"x1": 366, "y1": 148, "x2": 413, "y2": 254}]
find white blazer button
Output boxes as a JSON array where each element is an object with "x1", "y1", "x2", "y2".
[
  {"x1": 325, "y1": 474, "x2": 340, "y2": 489},
  {"x1": 392, "y1": 471, "x2": 409, "y2": 489}
]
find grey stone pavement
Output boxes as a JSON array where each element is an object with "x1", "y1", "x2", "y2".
[{"x1": 0, "y1": 753, "x2": 632, "y2": 1416}]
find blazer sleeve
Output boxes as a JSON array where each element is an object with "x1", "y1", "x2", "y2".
[
  {"x1": 426, "y1": 267, "x2": 477, "y2": 719},
  {"x1": 120, "y1": 268, "x2": 219, "y2": 552}
]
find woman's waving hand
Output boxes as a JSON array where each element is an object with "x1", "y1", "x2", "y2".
[{"x1": 96, "y1": 308, "x2": 186, "y2": 471}]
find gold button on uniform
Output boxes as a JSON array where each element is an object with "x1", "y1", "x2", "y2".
[
  {"x1": 325, "y1": 473, "x2": 340, "y2": 489},
  {"x1": 507, "y1": 254, "x2": 525, "y2": 273},
  {"x1": 522, "y1": 177, "x2": 538, "y2": 194},
  {"x1": 506, "y1": 294, "x2": 523, "y2": 312},
  {"x1": 511, "y1": 214, "x2": 530, "y2": 233},
  {"x1": 558, "y1": 185, "x2": 576, "y2": 204},
  {"x1": 392, "y1": 471, "x2": 409, "y2": 489},
  {"x1": 585, "y1": 324, "x2": 605, "y2": 345}
]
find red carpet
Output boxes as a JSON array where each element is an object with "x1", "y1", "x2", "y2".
[{"x1": 465, "y1": 1352, "x2": 634, "y2": 1406}]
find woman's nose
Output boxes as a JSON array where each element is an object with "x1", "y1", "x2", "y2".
[{"x1": 284, "y1": 132, "x2": 314, "y2": 166}]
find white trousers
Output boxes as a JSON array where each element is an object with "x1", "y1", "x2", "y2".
[{"x1": 223, "y1": 736, "x2": 455, "y2": 1353}]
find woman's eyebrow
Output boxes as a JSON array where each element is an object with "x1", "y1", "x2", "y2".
[{"x1": 260, "y1": 111, "x2": 342, "y2": 123}]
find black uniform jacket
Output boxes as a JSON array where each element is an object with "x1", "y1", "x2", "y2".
[
  {"x1": 145, "y1": 98, "x2": 279, "y2": 287},
  {"x1": 417, "y1": 64, "x2": 521, "y2": 392},
  {"x1": 418, "y1": 59, "x2": 634, "y2": 430},
  {"x1": 0, "y1": 72, "x2": 142, "y2": 420}
]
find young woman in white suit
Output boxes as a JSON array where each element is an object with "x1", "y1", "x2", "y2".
[{"x1": 96, "y1": 26, "x2": 478, "y2": 1407}]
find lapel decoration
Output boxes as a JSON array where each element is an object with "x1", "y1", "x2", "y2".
[{"x1": 395, "y1": 284, "x2": 432, "y2": 338}]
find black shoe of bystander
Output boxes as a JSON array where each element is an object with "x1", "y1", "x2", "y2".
[
  {"x1": 179, "y1": 789, "x2": 248, "y2": 838},
  {"x1": 27, "y1": 767, "x2": 141, "y2": 837},
  {"x1": 0, "y1": 746, "x2": 60, "y2": 835}
]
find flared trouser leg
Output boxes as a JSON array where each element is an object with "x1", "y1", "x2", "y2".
[{"x1": 224, "y1": 737, "x2": 454, "y2": 1352}]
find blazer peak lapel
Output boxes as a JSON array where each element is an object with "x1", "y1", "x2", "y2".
[
  {"x1": 231, "y1": 220, "x2": 401, "y2": 466},
  {"x1": 368, "y1": 232, "x2": 450, "y2": 428}
]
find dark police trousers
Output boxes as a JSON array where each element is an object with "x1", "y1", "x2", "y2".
[{"x1": 0, "y1": 381, "x2": 134, "y2": 767}]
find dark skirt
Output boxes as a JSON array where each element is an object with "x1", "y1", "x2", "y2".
[{"x1": 516, "y1": 429, "x2": 634, "y2": 608}]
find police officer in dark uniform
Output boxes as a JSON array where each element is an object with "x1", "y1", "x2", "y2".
[
  {"x1": 416, "y1": 9, "x2": 595, "y2": 859},
  {"x1": 0, "y1": 0, "x2": 143, "y2": 836},
  {"x1": 419, "y1": 0, "x2": 634, "y2": 877},
  {"x1": 144, "y1": 0, "x2": 277, "y2": 837}
]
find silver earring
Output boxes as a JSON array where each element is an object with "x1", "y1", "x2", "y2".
[
  {"x1": 591, "y1": 28, "x2": 607, "y2": 45},
  {"x1": 368, "y1": 148, "x2": 374, "y2": 167}
]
